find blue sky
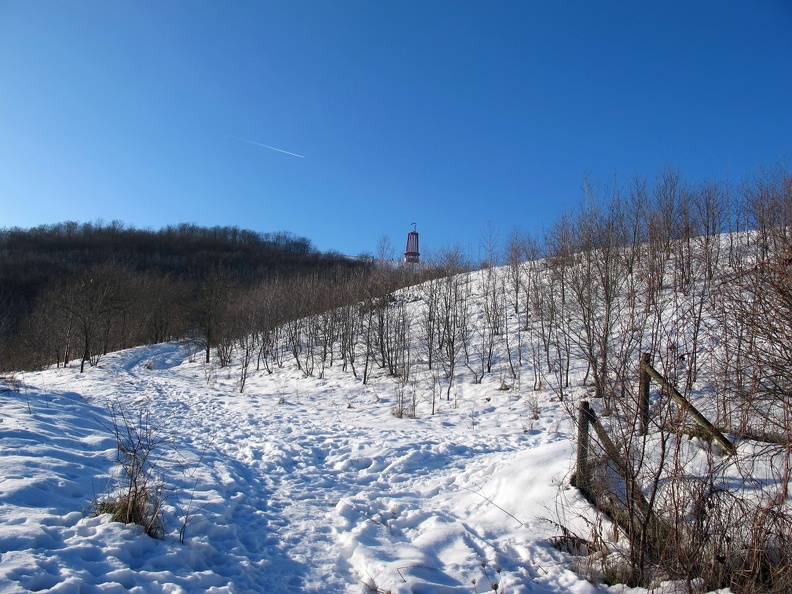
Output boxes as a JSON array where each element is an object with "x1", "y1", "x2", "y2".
[{"x1": 1, "y1": 2, "x2": 790, "y2": 260}]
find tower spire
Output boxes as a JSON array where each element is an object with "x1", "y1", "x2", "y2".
[{"x1": 404, "y1": 224, "x2": 420, "y2": 264}]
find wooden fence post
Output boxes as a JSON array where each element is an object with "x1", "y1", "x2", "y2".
[{"x1": 639, "y1": 352, "x2": 651, "y2": 435}]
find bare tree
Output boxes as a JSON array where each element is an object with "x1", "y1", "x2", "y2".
[
  {"x1": 196, "y1": 268, "x2": 234, "y2": 365},
  {"x1": 562, "y1": 186, "x2": 629, "y2": 411},
  {"x1": 479, "y1": 220, "x2": 501, "y2": 269},
  {"x1": 419, "y1": 277, "x2": 441, "y2": 370},
  {"x1": 235, "y1": 288, "x2": 264, "y2": 392},
  {"x1": 437, "y1": 273, "x2": 471, "y2": 400},
  {"x1": 542, "y1": 217, "x2": 574, "y2": 397},
  {"x1": 652, "y1": 165, "x2": 683, "y2": 261},
  {"x1": 376, "y1": 234, "x2": 395, "y2": 263},
  {"x1": 692, "y1": 179, "x2": 728, "y2": 282},
  {"x1": 60, "y1": 265, "x2": 125, "y2": 373}
]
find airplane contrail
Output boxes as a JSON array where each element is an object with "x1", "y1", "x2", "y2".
[{"x1": 230, "y1": 135, "x2": 305, "y2": 159}]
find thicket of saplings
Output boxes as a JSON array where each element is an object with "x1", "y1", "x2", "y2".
[
  {"x1": 165, "y1": 164, "x2": 789, "y2": 593},
  {"x1": 503, "y1": 166, "x2": 791, "y2": 593},
  {"x1": 500, "y1": 166, "x2": 792, "y2": 593},
  {"x1": 4, "y1": 164, "x2": 792, "y2": 591}
]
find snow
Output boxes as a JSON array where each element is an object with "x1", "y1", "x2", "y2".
[
  {"x1": 0, "y1": 277, "x2": 736, "y2": 593},
  {"x1": 0, "y1": 343, "x2": 594, "y2": 593}
]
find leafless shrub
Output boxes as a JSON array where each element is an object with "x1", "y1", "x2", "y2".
[
  {"x1": 93, "y1": 403, "x2": 169, "y2": 539},
  {"x1": 526, "y1": 394, "x2": 540, "y2": 420}
]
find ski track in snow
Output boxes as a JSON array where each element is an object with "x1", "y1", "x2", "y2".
[{"x1": 0, "y1": 342, "x2": 611, "y2": 593}]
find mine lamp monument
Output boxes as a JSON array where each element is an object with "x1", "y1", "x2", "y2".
[{"x1": 404, "y1": 223, "x2": 420, "y2": 264}]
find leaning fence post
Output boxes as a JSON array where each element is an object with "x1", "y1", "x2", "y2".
[
  {"x1": 642, "y1": 361, "x2": 737, "y2": 456},
  {"x1": 575, "y1": 400, "x2": 592, "y2": 491},
  {"x1": 639, "y1": 352, "x2": 651, "y2": 435}
]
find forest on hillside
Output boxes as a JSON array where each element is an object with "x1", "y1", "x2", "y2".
[{"x1": 0, "y1": 222, "x2": 413, "y2": 371}]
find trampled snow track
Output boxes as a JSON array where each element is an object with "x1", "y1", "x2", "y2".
[{"x1": 2, "y1": 343, "x2": 595, "y2": 593}]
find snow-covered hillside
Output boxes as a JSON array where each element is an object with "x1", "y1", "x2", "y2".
[
  {"x1": 1, "y1": 244, "x2": 779, "y2": 593},
  {"x1": 1, "y1": 336, "x2": 611, "y2": 593}
]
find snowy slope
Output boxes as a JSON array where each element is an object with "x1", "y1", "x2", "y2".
[
  {"x1": 0, "y1": 337, "x2": 619, "y2": 593},
  {"x1": 1, "y1": 257, "x2": 748, "y2": 593}
]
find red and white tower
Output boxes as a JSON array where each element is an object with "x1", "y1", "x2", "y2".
[{"x1": 404, "y1": 223, "x2": 420, "y2": 264}]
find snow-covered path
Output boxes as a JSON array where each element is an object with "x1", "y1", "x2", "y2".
[{"x1": 1, "y1": 343, "x2": 605, "y2": 593}]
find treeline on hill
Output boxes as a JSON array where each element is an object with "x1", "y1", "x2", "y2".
[{"x1": 0, "y1": 221, "x2": 449, "y2": 372}]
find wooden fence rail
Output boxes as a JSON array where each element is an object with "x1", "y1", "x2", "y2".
[
  {"x1": 639, "y1": 354, "x2": 736, "y2": 455},
  {"x1": 574, "y1": 400, "x2": 652, "y2": 516},
  {"x1": 572, "y1": 352, "x2": 737, "y2": 545}
]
